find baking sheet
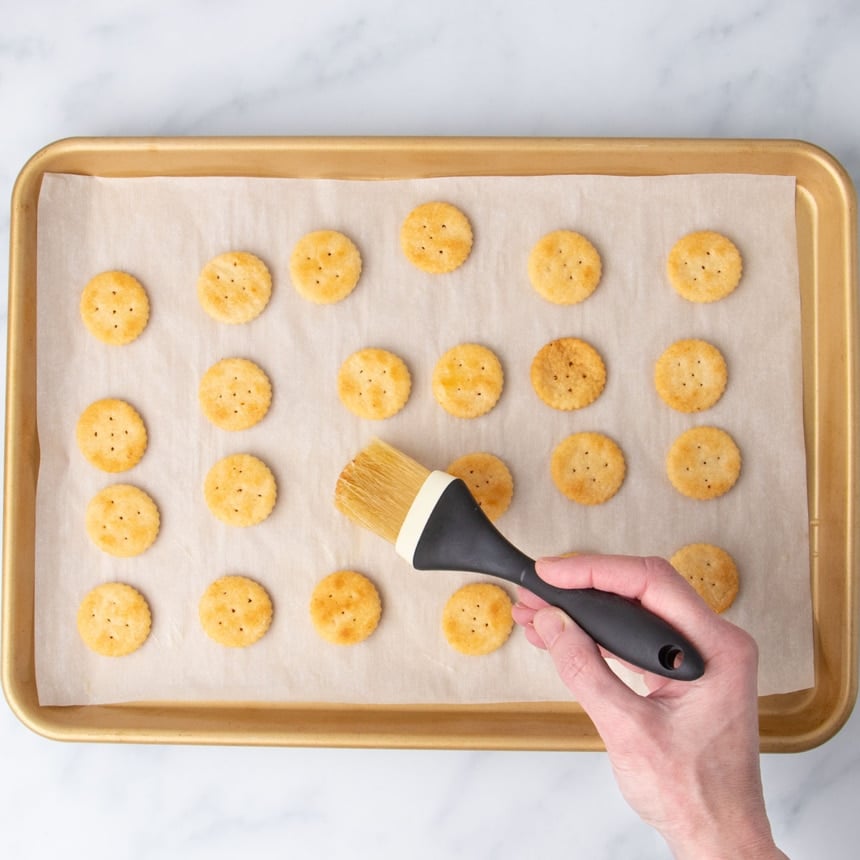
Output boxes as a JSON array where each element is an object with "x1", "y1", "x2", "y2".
[{"x1": 32, "y1": 170, "x2": 813, "y2": 706}]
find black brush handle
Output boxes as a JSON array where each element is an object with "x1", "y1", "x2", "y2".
[
  {"x1": 413, "y1": 478, "x2": 704, "y2": 681},
  {"x1": 516, "y1": 564, "x2": 704, "y2": 680}
]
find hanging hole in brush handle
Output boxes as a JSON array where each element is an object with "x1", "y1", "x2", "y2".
[{"x1": 519, "y1": 564, "x2": 705, "y2": 681}]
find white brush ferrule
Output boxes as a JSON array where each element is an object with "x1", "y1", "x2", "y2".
[{"x1": 395, "y1": 470, "x2": 456, "y2": 565}]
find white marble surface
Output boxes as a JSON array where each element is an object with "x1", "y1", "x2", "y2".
[{"x1": 1, "y1": 1, "x2": 858, "y2": 857}]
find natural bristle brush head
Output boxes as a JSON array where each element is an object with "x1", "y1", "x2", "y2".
[{"x1": 334, "y1": 438, "x2": 431, "y2": 544}]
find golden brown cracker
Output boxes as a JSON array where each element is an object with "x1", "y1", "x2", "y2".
[
  {"x1": 76, "y1": 398, "x2": 148, "y2": 473},
  {"x1": 527, "y1": 230, "x2": 602, "y2": 304},
  {"x1": 550, "y1": 432, "x2": 626, "y2": 505},
  {"x1": 667, "y1": 230, "x2": 743, "y2": 302},
  {"x1": 530, "y1": 337, "x2": 606, "y2": 410},
  {"x1": 670, "y1": 543, "x2": 739, "y2": 613},
  {"x1": 432, "y1": 343, "x2": 503, "y2": 418},
  {"x1": 446, "y1": 452, "x2": 513, "y2": 521},
  {"x1": 85, "y1": 484, "x2": 160, "y2": 558},
  {"x1": 204, "y1": 453, "x2": 277, "y2": 526},
  {"x1": 80, "y1": 270, "x2": 150, "y2": 345},
  {"x1": 666, "y1": 426, "x2": 741, "y2": 500},
  {"x1": 197, "y1": 251, "x2": 272, "y2": 324},
  {"x1": 442, "y1": 583, "x2": 513, "y2": 656},
  {"x1": 289, "y1": 229, "x2": 363, "y2": 304},
  {"x1": 337, "y1": 348, "x2": 412, "y2": 420},
  {"x1": 309, "y1": 570, "x2": 382, "y2": 646},
  {"x1": 654, "y1": 339, "x2": 727, "y2": 413},
  {"x1": 199, "y1": 574, "x2": 273, "y2": 647},
  {"x1": 199, "y1": 357, "x2": 273, "y2": 431},
  {"x1": 76, "y1": 582, "x2": 152, "y2": 657},
  {"x1": 400, "y1": 201, "x2": 473, "y2": 274}
]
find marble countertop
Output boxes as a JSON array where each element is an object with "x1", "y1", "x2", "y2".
[{"x1": 1, "y1": 1, "x2": 858, "y2": 857}]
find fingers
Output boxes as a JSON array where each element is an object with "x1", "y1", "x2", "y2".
[
  {"x1": 512, "y1": 588, "x2": 550, "y2": 649},
  {"x1": 514, "y1": 593, "x2": 642, "y2": 670},
  {"x1": 533, "y1": 554, "x2": 728, "y2": 654},
  {"x1": 515, "y1": 584, "x2": 549, "y2": 611},
  {"x1": 531, "y1": 606, "x2": 638, "y2": 721},
  {"x1": 536, "y1": 554, "x2": 684, "y2": 599},
  {"x1": 514, "y1": 585, "x2": 549, "y2": 615}
]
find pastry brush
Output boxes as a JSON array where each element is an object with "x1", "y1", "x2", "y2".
[{"x1": 334, "y1": 438, "x2": 705, "y2": 681}]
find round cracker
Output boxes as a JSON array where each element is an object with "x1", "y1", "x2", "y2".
[
  {"x1": 76, "y1": 398, "x2": 148, "y2": 473},
  {"x1": 76, "y1": 582, "x2": 152, "y2": 657},
  {"x1": 667, "y1": 230, "x2": 743, "y2": 302},
  {"x1": 197, "y1": 251, "x2": 272, "y2": 324},
  {"x1": 199, "y1": 574, "x2": 273, "y2": 647},
  {"x1": 442, "y1": 582, "x2": 513, "y2": 656},
  {"x1": 85, "y1": 484, "x2": 160, "y2": 558},
  {"x1": 670, "y1": 543, "x2": 739, "y2": 613},
  {"x1": 550, "y1": 432, "x2": 626, "y2": 505},
  {"x1": 309, "y1": 570, "x2": 382, "y2": 646},
  {"x1": 446, "y1": 452, "x2": 513, "y2": 522},
  {"x1": 204, "y1": 453, "x2": 277, "y2": 527},
  {"x1": 666, "y1": 426, "x2": 741, "y2": 500},
  {"x1": 289, "y1": 229, "x2": 362, "y2": 304},
  {"x1": 400, "y1": 201, "x2": 473, "y2": 274},
  {"x1": 527, "y1": 230, "x2": 602, "y2": 304},
  {"x1": 80, "y1": 270, "x2": 150, "y2": 345},
  {"x1": 530, "y1": 337, "x2": 606, "y2": 410},
  {"x1": 432, "y1": 343, "x2": 504, "y2": 419},
  {"x1": 337, "y1": 348, "x2": 412, "y2": 420},
  {"x1": 199, "y1": 357, "x2": 273, "y2": 431},
  {"x1": 654, "y1": 339, "x2": 727, "y2": 413}
]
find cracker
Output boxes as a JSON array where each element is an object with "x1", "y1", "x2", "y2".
[
  {"x1": 309, "y1": 570, "x2": 382, "y2": 646},
  {"x1": 666, "y1": 426, "x2": 741, "y2": 500},
  {"x1": 670, "y1": 543, "x2": 739, "y2": 613},
  {"x1": 550, "y1": 432, "x2": 626, "y2": 505},
  {"x1": 204, "y1": 453, "x2": 277, "y2": 526},
  {"x1": 76, "y1": 582, "x2": 152, "y2": 657},
  {"x1": 432, "y1": 343, "x2": 504, "y2": 418},
  {"x1": 442, "y1": 582, "x2": 513, "y2": 656},
  {"x1": 337, "y1": 348, "x2": 412, "y2": 420},
  {"x1": 667, "y1": 230, "x2": 743, "y2": 302},
  {"x1": 289, "y1": 230, "x2": 362, "y2": 304},
  {"x1": 199, "y1": 357, "x2": 273, "y2": 431},
  {"x1": 654, "y1": 339, "x2": 727, "y2": 413},
  {"x1": 447, "y1": 452, "x2": 513, "y2": 522},
  {"x1": 530, "y1": 337, "x2": 606, "y2": 410},
  {"x1": 197, "y1": 251, "x2": 272, "y2": 324},
  {"x1": 199, "y1": 574, "x2": 273, "y2": 647},
  {"x1": 85, "y1": 484, "x2": 160, "y2": 558},
  {"x1": 400, "y1": 201, "x2": 473, "y2": 274},
  {"x1": 76, "y1": 398, "x2": 147, "y2": 473},
  {"x1": 80, "y1": 270, "x2": 150, "y2": 345},
  {"x1": 527, "y1": 230, "x2": 602, "y2": 304}
]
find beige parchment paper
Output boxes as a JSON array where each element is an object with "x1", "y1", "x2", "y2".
[{"x1": 34, "y1": 171, "x2": 812, "y2": 705}]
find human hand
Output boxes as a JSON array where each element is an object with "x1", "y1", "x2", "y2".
[{"x1": 512, "y1": 554, "x2": 787, "y2": 860}]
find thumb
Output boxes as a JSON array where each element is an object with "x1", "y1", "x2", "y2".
[{"x1": 533, "y1": 607, "x2": 635, "y2": 718}]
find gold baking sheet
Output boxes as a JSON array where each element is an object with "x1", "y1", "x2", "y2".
[{"x1": 3, "y1": 137, "x2": 857, "y2": 750}]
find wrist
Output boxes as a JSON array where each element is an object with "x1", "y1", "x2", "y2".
[{"x1": 666, "y1": 818, "x2": 786, "y2": 860}]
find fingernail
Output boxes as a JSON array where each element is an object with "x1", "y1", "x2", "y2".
[{"x1": 533, "y1": 608, "x2": 567, "y2": 648}]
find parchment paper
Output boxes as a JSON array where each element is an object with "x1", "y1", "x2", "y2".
[{"x1": 34, "y1": 171, "x2": 813, "y2": 705}]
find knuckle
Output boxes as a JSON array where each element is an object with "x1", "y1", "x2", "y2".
[
  {"x1": 642, "y1": 555, "x2": 678, "y2": 579},
  {"x1": 732, "y1": 626, "x2": 760, "y2": 666},
  {"x1": 555, "y1": 643, "x2": 596, "y2": 686},
  {"x1": 715, "y1": 620, "x2": 760, "y2": 670}
]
